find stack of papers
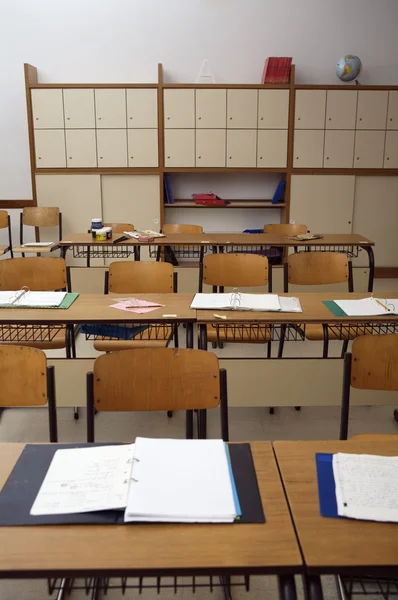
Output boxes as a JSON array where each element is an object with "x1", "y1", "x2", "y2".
[
  {"x1": 190, "y1": 293, "x2": 302, "y2": 313},
  {"x1": 333, "y1": 453, "x2": 398, "y2": 522},
  {"x1": 123, "y1": 230, "x2": 166, "y2": 239},
  {"x1": 334, "y1": 297, "x2": 398, "y2": 316},
  {"x1": 110, "y1": 298, "x2": 164, "y2": 314},
  {"x1": 30, "y1": 438, "x2": 240, "y2": 523},
  {"x1": 0, "y1": 290, "x2": 67, "y2": 308},
  {"x1": 22, "y1": 242, "x2": 55, "y2": 248}
]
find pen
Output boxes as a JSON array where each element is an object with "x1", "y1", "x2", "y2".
[
  {"x1": 375, "y1": 298, "x2": 390, "y2": 311},
  {"x1": 214, "y1": 313, "x2": 227, "y2": 320}
]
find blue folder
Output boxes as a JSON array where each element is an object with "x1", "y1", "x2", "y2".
[{"x1": 315, "y1": 453, "x2": 339, "y2": 518}]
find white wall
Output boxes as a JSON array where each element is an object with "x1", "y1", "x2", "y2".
[{"x1": 1, "y1": 0, "x2": 398, "y2": 200}]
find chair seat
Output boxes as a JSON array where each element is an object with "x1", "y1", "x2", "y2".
[
  {"x1": 207, "y1": 324, "x2": 271, "y2": 343},
  {"x1": 0, "y1": 326, "x2": 66, "y2": 349},
  {"x1": 94, "y1": 325, "x2": 173, "y2": 351},
  {"x1": 305, "y1": 323, "x2": 373, "y2": 341}
]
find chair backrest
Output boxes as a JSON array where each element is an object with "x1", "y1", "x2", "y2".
[
  {"x1": 103, "y1": 223, "x2": 134, "y2": 233},
  {"x1": 203, "y1": 253, "x2": 268, "y2": 287},
  {"x1": 287, "y1": 252, "x2": 349, "y2": 286},
  {"x1": 22, "y1": 207, "x2": 60, "y2": 228},
  {"x1": 162, "y1": 223, "x2": 203, "y2": 234},
  {"x1": 107, "y1": 261, "x2": 174, "y2": 293},
  {"x1": 0, "y1": 257, "x2": 67, "y2": 291},
  {"x1": 263, "y1": 223, "x2": 308, "y2": 236},
  {"x1": 0, "y1": 210, "x2": 8, "y2": 230},
  {"x1": 351, "y1": 334, "x2": 398, "y2": 391}
]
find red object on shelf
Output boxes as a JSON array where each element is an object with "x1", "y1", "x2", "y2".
[{"x1": 192, "y1": 193, "x2": 228, "y2": 207}]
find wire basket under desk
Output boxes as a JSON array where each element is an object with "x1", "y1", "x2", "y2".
[
  {"x1": 339, "y1": 576, "x2": 398, "y2": 600},
  {"x1": 72, "y1": 245, "x2": 134, "y2": 260}
]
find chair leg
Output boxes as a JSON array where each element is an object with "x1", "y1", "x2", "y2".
[
  {"x1": 294, "y1": 406, "x2": 301, "y2": 411},
  {"x1": 173, "y1": 323, "x2": 179, "y2": 348},
  {"x1": 74, "y1": 408, "x2": 79, "y2": 420},
  {"x1": 269, "y1": 407, "x2": 275, "y2": 415},
  {"x1": 167, "y1": 410, "x2": 173, "y2": 418},
  {"x1": 341, "y1": 339, "x2": 349, "y2": 358},
  {"x1": 278, "y1": 325, "x2": 286, "y2": 358}
]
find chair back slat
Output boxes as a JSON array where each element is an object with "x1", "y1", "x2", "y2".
[
  {"x1": 162, "y1": 224, "x2": 203, "y2": 234},
  {"x1": 287, "y1": 252, "x2": 349, "y2": 285},
  {"x1": 108, "y1": 261, "x2": 173, "y2": 293},
  {"x1": 0, "y1": 210, "x2": 8, "y2": 229},
  {"x1": 263, "y1": 223, "x2": 308, "y2": 236},
  {"x1": 351, "y1": 334, "x2": 398, "y2": 391},
  {"x1": 23, "y1": 207, "x2": 59, "y2": 228},
  {"x1": 203, "y1": 253, "x2": 268, "y2": 287},
  {"x1": 0, "y1": 346, "x2": 47, "y2": 406},
  {"x1": 0, "y1": 257, "x2": 67, "y2": 290}
]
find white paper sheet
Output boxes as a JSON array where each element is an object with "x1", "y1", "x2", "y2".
[
  {"x1": 190, "y1": 292, "x2": 281, "y2": 311},
  {"x1": 333, "y1": 453, "x2": 398, "y2": 522},
  {"x1": 125, "y1": 438, "x2": 236, "y2": 523},
  {"x1": 0, "y1": 291, "x2": 66, "y2": 308},
  {"x1": 30, "y1": 444, "x2": 134, "y2": 515},
  {"x1": 335, "y1": 297, "x2": 398, "y2": 316},
  {"x1": 278, "y1": 296, "x2": 302, "y2": 313},
  {"x1": 22, "y1": 242, "x2": 55, "y2": 247}
]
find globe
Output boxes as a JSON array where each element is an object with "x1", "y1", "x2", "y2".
[{"x1": 336, "y1": 55, "x2": 362, "y2": 82}]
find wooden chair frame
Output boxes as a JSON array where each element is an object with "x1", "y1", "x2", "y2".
[
  {"x1": 158, "y1": 223, "x2": 204, "y2": 266},
  {"x1": 20, "y1": 208, "x2": 62, "y2": 255},
  {"x1": 86, "y1": 348, "x2": 229, "y2": 442},
  {"x1": 0, "y1": 210, "x2": 13, "y2": 258}
]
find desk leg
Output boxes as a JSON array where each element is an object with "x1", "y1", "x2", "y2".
[
  {"x1": 363, "y1": 246, "x2": 375, "y2": 293},
  {"x1": 134, "y1": 245, "x2": 141, "y2": 261},
  {"x1": 278, "y1": 575, "x2": 297, "y2": 600},
  {"x1": 199, "y1": 247, "x2": 204, "y2": 292},
  {"x1": 197, "y1": 409, "x2": 207, "y2": 439},
  {"x1": 303, "y1": 575, "x2": 324, "y2": 600},
  {"x1": 87, "y1": 246, "x2": 91, "y2": 268},
  {"x1": 186, "y1": 322, "x2": 194, "y2": 348},
  {"x1": 60, "y1": 246, "x2": 68, "y2": 260},
  {"x1": 199, "y1": 324, "x2": 207, "y2": 350},
  {"x1": 186, "y1": 410, "x2": 194, "y2": 439},
  {"x1": 322, "y1": 324, "x2": 329, "y2": 359}
]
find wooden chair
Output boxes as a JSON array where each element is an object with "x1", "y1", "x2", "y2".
[
  {"x1": 103, "y1": 223, "x2": 134, "y2": 233},
  {"x1": 93, "y1": 261, "x2": 177, "y2": 352},
  {"x1": 86, "y1": 348, "x2": 228, "y2": 441},
  {"x1": 0, "y1": 210, "x2": 13, "y2": 258},
  {"x1": 160, "y1": 223, "x2": 203, "y2": 265},
  {"x1": 340, "y1": 334, "x2": 398, "y2": 440},
  {"x1": 281, "y1": 251, "x2": 356, "y2": 358},
  {"x1": 202, "y1": 253, "x2": 272, "y2": 350},
  {"x1": 263, "y1": 223, "x2": 308, "y2": 236},
  {"x1": 0, "y1": 346, "x2": 57, "y2": 441},
  {"x1": 0, "y1": 257, "x2": 73, "y2": 355},
  {"x1": 19, "y1": 207, "x2": 62, "y2": 256}
]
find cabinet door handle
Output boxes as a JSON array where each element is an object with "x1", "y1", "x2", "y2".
[
  {"x1": 228, "y1": 156, "x2": 232, "y2": 159},
  {"x1": 167, "y1": 117, "x2": 170, "y2": 120},
  {"x1": 356, "y1": 157, "x2": 359, "y2": 160},
  {"x1": 260, "y1": 117, "x2": 264, "y2": 120},
  {"x1": 297, "y1": 117, "x2": 301, "y2": 120},
  {"x1": 386, "y1": 157, "x2": 390, "y2": 160},
  {"x1": 130, "y1": 117, "x2": 133, "y2": 120},
  {"x1": 259, "y1": 156, "x2": 263, "y2": 160},
  {"x1": 69, "y1": 156, "x2": 72, "y2": 159},
  {"x1": 326, "y1": 157, "x2": 329, "y2": 160},
  {"x1": 390, "y1": 118, "x2": 393, "y2": 121},
  {"x1": 67, "y1": 117, "x2": 70, "y2": 120},
  {"x1": 359, "y1": 117, "x2": 362, "y2": 121},
  {"x1": 198, "y1": 156, "x2": 201, "y2": 159},
  {"x1": 100, "y1": 156, "x2": 103, "y2": 159},
  {"x1": 167, "y1": 156, "x2": 170, "y2": 159},
  {"x1": 35, "y1": 117, "x2": 39, "y2": 120},
  {"x1": 328, "y1": 117, "x2": 331, "y2": 121},
  {"x1": 98, "y1": 117, "x2": 102, "y2": 120},
  {"x1": 348, "y1": 221, "x2": 352, "y2": 225},
  {"x1": 38, "y1": 156, "x2": 42, "y2": 159},
  {"x1": 229, "y1": 117, "x2": 232, "y2": 120},
  {"x1": 198, "y1": 117, "x2": 201, "y2": 120},
  {"x1": 296, "y1": 156, "x2": 299, "y2": 159},
  {"x1": 130, "y1": 156, "x2": 134, "y2": 159}
]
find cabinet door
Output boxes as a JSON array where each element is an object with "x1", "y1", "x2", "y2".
[
  {"x1": 34, "y1": 130, "x2": 66, "y2": 168},
  {"x1": 227, "y1": 130, "x2": 256, "y2": 167},
  {"x1": 354, "y1": 130, "x2": 385, "y2": 168},
  {"x1": 384, "y1": 131, "x2": 398, "y2": 168},
  {"x1": 387, "y1": 91, "x2": 398, "y2": 130},
  {"x1": 257, "y1": 130, "x2": 288, "y2": 168},
  {"x1": 290, "y1": 175, "x2": 355, "y2": 233},
  {"x1": 66, "y1": 130, "x2": 97, "y2": 167},
  {"x1": 127, "y1": 129, "x2": 158, "y2": 167},
  {"x1": 295, "y1": 90, "x2": 326, "y2": 129},
  {"x1": 227, "y1": 90, "x2": 257, "y2": 129},
  {"x1": 196, "y1": 129, "x2": 226, "y2": 167},
  {"x1": 293, "y1": 130, "x2": 324, "y2": 167},
  {"x1": 164, "y1": 90, "x2": 195, "y2": 128},
  {"x1": 95, "y1": 89, "x2": 127, "y2": 128},
  {"x1": 96, "y1": 130, "x2": 128, "y2": 167},
  {"x1": 196, "y1": 89, "x2": 226, "y2": 128},
  {"x1": 31, "y1": 89, "x2": 64, "y2": 129},
  {"x1": 258, "y1": 90, "x2": 289, "y2": 129},
  {"x1": 323, "y1": 130, "x2": 354, "y2": 168},
  {"x1": 126, "y1": 89, "x2": 158, "y2": 128},
  {"x1": 63, "y1": 89, "x2": 95, "y2": 128},
  {"x1": 325, "y1": 90, "x2": 357, "y2": 129},
  {"x1": 164, "y1": 130, "x2": 195, "y2": 167},
  {"x1": 356, "y1": 91, "x2": 388, "y2": 129}
]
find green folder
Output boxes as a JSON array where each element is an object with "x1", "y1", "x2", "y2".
[
  {"x1": 0, "y1": 293, "x2": 79, "y2": 310},
  {"x1": 323, "y1": 300, "x2": 348, "y2": 317}
]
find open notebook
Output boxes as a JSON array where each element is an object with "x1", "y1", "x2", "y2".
[
  {"x1": 190, "y1": 292, "x2": 302, "y2": 312},
  {"x1": 332, "y1": 297, "x2": 398, "y2": 316},
  {"x1": 0, "y1": 290, "x2": 67, "y2": 308}
]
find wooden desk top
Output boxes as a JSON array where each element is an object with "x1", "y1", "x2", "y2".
[
  {"x1": 274, "y1": 440, "x2": 398, "y2": 575},
  {"x1": 59, "y1": 233, "x2": 374, "y2": 248},
  {"x1": 197, "y1": 292, "x2": 398, "y2": 324},
  {"x1": 0, "y1": 294, "x2": 195, "y2": 324},
  {"x1": 0, "y1": 442, "x2": 302, "y2": 578}
]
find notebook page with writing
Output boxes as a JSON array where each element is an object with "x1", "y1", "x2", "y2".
[
  {"x1": 125, "y1": 438, "x2": 237, "y2": 523},
  {"x1": 30, "y1": 444, "x2": 134, "y2": 515},
  {"x1": 333, "y1": 453, "x2": 398, "y2": 522}
]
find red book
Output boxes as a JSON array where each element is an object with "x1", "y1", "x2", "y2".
[
  {"x1": 261, "y1": 58, "x2": 270, "y2": 84},
  {"x1": 276, "y1": 58, "x2": 284, "y2": 83},
  {"x1": 283, "y1": 57, "x2": 292, "y2": 83},
  {"x1": 265, "y1": 57, "x2": 278, "y2": 83}
]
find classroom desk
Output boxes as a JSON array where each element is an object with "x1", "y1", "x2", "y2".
[
  {"x1": 197, "y1": 292, "x2": 398, "y2": 352},
  {"x1": 273, "y1": 439, "x2": 398, "y2": 600},
  {"x1": 0, "y1": 293, "x2": 196, "y2": 349},
  {"x1": 0, "y1": 442, "x2": 302, "y2": 598},
  {"x1": 59, "y1": 233, "x2": 375, "y2": 292}
]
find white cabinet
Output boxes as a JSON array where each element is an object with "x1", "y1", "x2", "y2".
[
  {"x1": 293, "y1": 130, "x2": 324, "y2": 168},
  {"x1": 323, "y1": 131, "x2": 354, "y2": 168},
  {"x1": 196, "y1": 89, "x2": 226, "y2": 128},
  {"x1": 226, "y1": 130, "x2": 257, "y2": 167},
  {"x1": 325, "y1": 91, "x2": 357, "y2": 129},
  {"x1": 354, "y1": 131, "x2": 385, "y2": 168},
  {"x1": 164, "y1": 90, "x2": 195, "y2": 128},
  {"x1": 356, "y1": 91, "x2": 388, "y2": 130},
  {"x1": 31, "y1": 89, "x2": 64, "y2": 129},
  {"x1": 257, "y1": 130, "x2": 288, "y2": 168},
  {"x1": 34, "y1": 130, "x2": 66, "y2": 168},
  {"x1": 95, "y1": 89, "x2": 127, "y2": 129},
  {"x1": 164, "y1": 130, "x2": 195, "y2": 167},
  {"x1": 196, "y1": 129, "x2": 226, "y2": 167},
  {"x1": 127, "y1": 129, "x2": 158, "y2": 167},
  {"x1": 96, "y1": 129, "x2": 128, "y2": 167},
  {"x1": 258, "y1": 90, "x2": 289, "y2": 129},
  {"x1": 126, "y1": 89, "x2": 158, "y2": 128},
  {"x1": 295, "y1": 90, "x2": 326, "y2": 129},
  {"x1": 65, "y1": 130, "x2": 97, "y2": 168},
  {"x1": 227, "y1": 90, "x2": 258, "y2": 129},
  {"x1": 384, "y1": 131, "x2": 398, "y2": 168},
  {"x1": 387, "y1": 91, "x2": 398, "y2": 130},
  {"x1": 63, "y1": 89, "x2": 95, "y2": 128}
]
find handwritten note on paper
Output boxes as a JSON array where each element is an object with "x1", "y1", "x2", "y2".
[
  {"x1": 30, "y1": 445, "x2": 134, "y2": 516},
  {"x1": 333, "y1": 453, "x2": 398, "y2": 523},
  {"x1": 110, "y1": 298, "x2": 164, "y2": 314}
]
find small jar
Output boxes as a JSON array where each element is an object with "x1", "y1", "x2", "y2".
[
  {"x1": 103, "y1": 226, "x2": 112, "y2": 239},
  {"x1": 91, "y1": 218, "x2": 103, "y2": 238},
  {"x1": 95, "y1": 228, "x2": 107, "y2": 242}
]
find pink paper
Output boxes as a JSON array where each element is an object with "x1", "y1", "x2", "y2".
[{"x1": 110, "y1": 298, "x2": 165, "y2": 314}]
